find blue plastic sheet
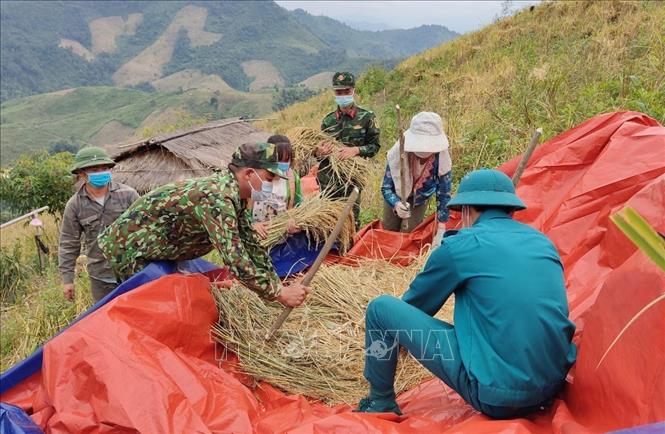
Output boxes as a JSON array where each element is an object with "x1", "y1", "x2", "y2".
[
  {"x1": 0, "y1": 259, "x2": 218, "y2": 394},
  {"x1": 269, "y1": 232, "x2": 340, "y2": 278},
  {"x1": 610, "y1": 422, "x2": 665, "y2": 434},
  {"x1": 0, "y1": 403, "x2": 42, "y2": 434}
]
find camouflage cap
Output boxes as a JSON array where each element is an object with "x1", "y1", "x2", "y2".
[
  {"x1": 332, "y1": 71, "x2": 355, "y2": 89},
  {"x1": 231, "y1": 142, "x2": 287, "y2": 179}
]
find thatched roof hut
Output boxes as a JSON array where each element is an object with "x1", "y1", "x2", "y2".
[{"x1": 109, "y1": 118, "x2": 270, "y2": 192}]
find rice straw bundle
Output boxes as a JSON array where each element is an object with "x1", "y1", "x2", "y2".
[
  {"x1": 261, "y1": 193, "x2": 355, "y2": 255},
  {"x1": 286, "y1": 127, "x2": 374, "y2": 189},
  {"x1": 212, "y1": 258, "x2": 455, "y2": 405}
]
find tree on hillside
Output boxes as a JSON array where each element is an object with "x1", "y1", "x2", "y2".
[
  {"x1": 48, "y1": 141, "x2": 80, "y2": 155},
  {"x1": 0, "y1": 152, "x2": 75, "y2": 218},
  {"x1": 272, "y1": 86, "x2": 319, "y2": 111}
]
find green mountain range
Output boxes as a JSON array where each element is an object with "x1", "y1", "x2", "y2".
[
  {"x1": 0, "y1": 1, "x2": 458, "y2": 102},
  {"x1": 0, "y1": 1, "x2": 458, "y2": 164}
]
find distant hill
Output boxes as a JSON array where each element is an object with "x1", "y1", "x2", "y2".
[
  {"x1": 0, "y1": 86, "x2": 272, "y2": 164},
  {"x1": 0, "y1": 1, "x2": 459, "y2": 102},
  {"x1": 289, "y1": 9, "x2": 459, "y2": 59},
  {"x1": 260, "y1": 1, "x2": 665, "y2": 219}
]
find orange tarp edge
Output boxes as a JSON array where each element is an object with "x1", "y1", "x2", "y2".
[{"x1": 2, "y1": 111, "x2": 664, "y2": 433}]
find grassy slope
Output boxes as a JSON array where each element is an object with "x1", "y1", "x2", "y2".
[
  {"x1": 0, "y1": 86, "x2": 272, "y2": 164},
  {"x1": 261, "y1": 1, "x2": 665, "y2": 220}
]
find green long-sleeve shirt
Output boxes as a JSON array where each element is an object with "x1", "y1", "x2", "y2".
[
  {"x1": 402, "y1": 208, "x2": 577, "y2": 407},
  {"x1": 98, "y1": 170, "x2": 281, "y2": 300},
  {"x1": 320, "y1": 104, "x2": 380, "y2": 158}
]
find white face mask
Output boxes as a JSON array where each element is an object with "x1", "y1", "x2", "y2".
[{"x1": 249, "y1": 170, "x2": 273, "y2": 201}]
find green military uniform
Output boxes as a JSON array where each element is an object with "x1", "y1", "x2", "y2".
[
  {"x1": 98, "y1": 143, "x2": 285, "y2": 301},
  {"x1": 318, "y1": 72, "x2": 380, "y2": 226},
  {"x1": 59, "y1": 147, "x2": 139, "y2": 302}
]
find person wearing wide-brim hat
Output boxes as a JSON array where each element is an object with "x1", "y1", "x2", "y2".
[
  {"x1": 357, "y1": 169, "x2": 576, "y2": 418},
  {"x1": 381, "y1": 112, "x2": 452, "y2": 242},
  {"x1": 59, "y1": 147, "x2": 139, "y2": 302},
  {"x1": 98, "y1": 142, "x2": 311, "y2": 308}
]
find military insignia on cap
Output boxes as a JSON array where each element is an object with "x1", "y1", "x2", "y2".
[{"x1": 337, "y1": 74, "x2": 344, "y2": 81}]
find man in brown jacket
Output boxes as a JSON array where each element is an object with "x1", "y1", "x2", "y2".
[{"x1": 59, "y1": 147, "x2": 139, "y2": 302}]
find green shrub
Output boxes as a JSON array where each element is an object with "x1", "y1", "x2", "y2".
[{"x1": 0, "y1": 151, "x2": 75, "y2": 216}]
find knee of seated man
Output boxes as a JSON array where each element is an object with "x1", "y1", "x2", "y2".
[{"x1": 367, "y1": 294, "x2": 402, "y2": 318}]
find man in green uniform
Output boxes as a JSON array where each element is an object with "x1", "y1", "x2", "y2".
[
  {"x1": 59, "y1": 147, "x2": 139, "y2": 302},
  {"x1": 317, "y1": 71, "x2": 380, "y2": 226},
  {"x1": 355, "y1": 169, "x2": 577, "y2": 418},
  {"x1": 98, "y1": 142, "x2": 310, "y2": 307}
]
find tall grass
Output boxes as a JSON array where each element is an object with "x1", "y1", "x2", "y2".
[
  {"x1": 0, "y1": 215, "x2": 92, "y2": 371},
  {"x1": 259, "y1": 1, "x2": 665, "y2": 223}
]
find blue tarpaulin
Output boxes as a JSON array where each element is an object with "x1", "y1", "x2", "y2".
[
  {"x1": 0, "y1": 403, "x2": 42, "y2": 434},
  {"x1": 0, "y1": 259, "x2": 218, "y2": 395},
  {"x1": 269, "y1": 232, "x2": 330, "y2": 277}
]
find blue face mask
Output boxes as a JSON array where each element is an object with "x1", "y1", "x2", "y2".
[
  {"x1": 335, "y1": 95, "x2": 354, "y2": 107},
  {"x1": 87, "y1": 171, "x2": 112, "y2": 188},
  {"x1": 277, "y1": 162, "x2": 290, "y2": 172}
]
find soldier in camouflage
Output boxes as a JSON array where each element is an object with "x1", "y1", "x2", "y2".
[
  {"x1": 98, "y1": 142, "x2": 311, "y2": 307},
  {"x1": 317, "y1": 71, "x2": 380, "y2": 227}
]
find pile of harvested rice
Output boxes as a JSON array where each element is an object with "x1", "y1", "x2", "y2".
[
  {"x1": 261, "y1": 193, "x2": 355, "y2": 255},
  {"x1": 286, "y1": 127, "x2": 374, "y2": 189},
  {"x1": 212, "y1": 257, "x2": 454, "y2": 405}
]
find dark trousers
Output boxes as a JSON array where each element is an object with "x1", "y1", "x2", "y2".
[
  {"x1": 90, "y1": 277, "x2": 117, "y2": 303},
  {"x1": 381, "y1": 199, "x2": 429, "y2": 233},
  {"x1": 317, "y1": 165, "x2": 362, "y2": 230}
]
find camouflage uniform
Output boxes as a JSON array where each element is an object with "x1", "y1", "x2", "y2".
[
  {"x1": 318, "y1": 72, "x2": 380, "y2": 226},
  {"x1": 98, "y1": 143, "x2": 285, "y2": 301}
]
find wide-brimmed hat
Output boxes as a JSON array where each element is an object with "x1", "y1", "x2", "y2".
[
  {"x1": 70, "y1": 147, "x2": 115, "y2": 174},
  {"x1": 231, "y1": 142, "x2": 287, "y2": 179},
  {"x1": 447, "y1": 169, "x2": 527, "y2": 211},
  {"x1": 403, "y1": 112, "x2": 449, "y2": 153}
]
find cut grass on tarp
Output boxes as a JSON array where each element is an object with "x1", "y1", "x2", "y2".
[{"x1": 212, "y1": 257, "x2": 455, "y2": 405}]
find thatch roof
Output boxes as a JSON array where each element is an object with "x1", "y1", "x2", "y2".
[{"x1": 109, "y1": 118, "x2": 270, "y2": 192}]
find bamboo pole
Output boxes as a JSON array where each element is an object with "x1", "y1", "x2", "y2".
[
  {"x1": 0, "y1": 206, "x2": 49, "y2": 230},
  {"x1": 395, "y1": 105, "x2": 410, "y2": 232},
  {"x1": 512, "y1": 128, "x2": 543, "y2": 186}
]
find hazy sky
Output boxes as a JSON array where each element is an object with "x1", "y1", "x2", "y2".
[{"x1": 276, "y1": 1, "x2": 540, "y2": 34}]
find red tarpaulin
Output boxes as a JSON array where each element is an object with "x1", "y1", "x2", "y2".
[{"x1": 2, "y1": 111, "x2": 664, "y2": 433}]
